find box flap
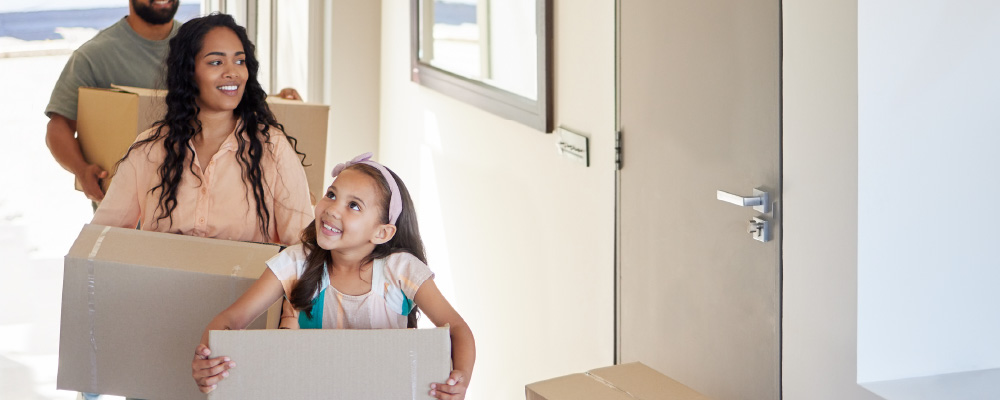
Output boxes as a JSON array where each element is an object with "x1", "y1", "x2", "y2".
[
  {"x1": 588, "y1": 363, "x2": 711, "y2": 400},
  {"x1": 526, "y1": 373, "x2": 636, "y2": 400},
  {"x1": 265, "y1": 95, "x2": 335, "y2": 109},
  {"x1": 67, "y1": 224, "x2": 280, "y2": 278},
  {"x1": 525, "y1": 362, "x2": 711, "y2": 400},
  {"x1": 208, "y1": 327, "x2": 452, "y2": 400}
]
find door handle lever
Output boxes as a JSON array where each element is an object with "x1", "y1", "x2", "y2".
[{"x1": 716, "y1": 187, "x2": 771, "y2": 213}]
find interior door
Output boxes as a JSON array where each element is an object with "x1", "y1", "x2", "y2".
[{"x1": 617, "y1": 1, "x2": 781, "y2": 399}]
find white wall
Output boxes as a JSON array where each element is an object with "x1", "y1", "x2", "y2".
[
  {"x1": 379, "y1": 1, "x2": 616, "y2": 399},
  {"x1": 857, "y1": 0, "x2": 1000, "y2": 383},
  {"x1": 782, "y1": 0, "x2": 883, "y2": 399}
]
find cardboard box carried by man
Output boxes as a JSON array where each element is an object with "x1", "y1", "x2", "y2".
[{"x1": 76, "y1": 85, "x2": 330, "y2": 202}]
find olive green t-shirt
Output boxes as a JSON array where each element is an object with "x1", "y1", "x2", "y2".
[{"x1": 45, "y1": 17, "x2": 180, "y2": 120}]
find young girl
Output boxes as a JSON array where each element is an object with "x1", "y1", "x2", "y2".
[
  {"x1": 92, "y1": 13, "x2": 312, "y2": 244},
  {"x1": 191, "y1": 153, "x2": 476, "y2": 399}
]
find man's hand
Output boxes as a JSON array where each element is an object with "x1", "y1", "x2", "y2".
[
  {"x1": 76, "y1": 164, "x2": 108, "y2": 202},
  {"x1": 46, "y1": 113, "x2": 107, "y2": 201}
]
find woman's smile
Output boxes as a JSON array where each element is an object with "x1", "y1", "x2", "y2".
[{"x1": 216, "y1": 84, "x2": 240, "y2": 95}]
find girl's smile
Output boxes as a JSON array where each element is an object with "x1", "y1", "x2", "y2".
[{"x1": 320, "y1": 222, "x2": 342, "y2": 236}]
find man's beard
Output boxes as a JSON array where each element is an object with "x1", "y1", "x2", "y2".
[{"x1": 132, "y1": 0, "x2": 179, "y2": 25}]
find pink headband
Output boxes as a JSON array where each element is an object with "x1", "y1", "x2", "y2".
[{"x1": 330, "y1": 152, "x2": 402, "y2": 225}]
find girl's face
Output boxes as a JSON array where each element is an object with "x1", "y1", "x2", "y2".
[
  {"x1": 193, "y1": 27, "x2": 248, "y2": 114},
  {"x1": 314, "y1": 168, "x2": 391, "y2": 253}
]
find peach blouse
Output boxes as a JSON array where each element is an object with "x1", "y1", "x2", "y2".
[{"x1": 92, "y1": 123, "x2": 313, "y2": 245}]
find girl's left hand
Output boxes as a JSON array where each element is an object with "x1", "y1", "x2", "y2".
[{"x1": 429, "y1": 370, "x2": 468, "y2": 399}]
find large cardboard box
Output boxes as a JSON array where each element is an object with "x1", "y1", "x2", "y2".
[
  {"x1": 58, "y1": 224, "x2": 283, "y2": 399},
  {"x1": 76, "y1": 85, "x2": 330, "y2": 201},
  {"x1": 525, "y1": 362, "x2": 711, "y2": 400},
  {"x1": 207, "y1": 328, "x2": 452, "y2": 400}
]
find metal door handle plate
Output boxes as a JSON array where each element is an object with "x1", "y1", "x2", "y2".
[{"x1": 747, "y1": 217, "x2": 770, "y2": 242}]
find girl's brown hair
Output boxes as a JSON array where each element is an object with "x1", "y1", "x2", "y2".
[{"x1": 290, "y1": 164, "x2": 425, "y2": 327}]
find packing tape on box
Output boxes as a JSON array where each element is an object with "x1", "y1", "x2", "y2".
[
  {"x1": 229, "y1": 265, "x2": 242, "y2": 313},
  {"x1": 86, "y1": 225, "x2": 112, "y2": 390},
  {"x1": 88, "y1": 226, "x2": 112, "y2": 258},
  {"x1": 409, "y1": 349, "x2": 418, "y2": 399},
  {"x1": 585, "y1": 372, "x2": 639, "y2": 399}
]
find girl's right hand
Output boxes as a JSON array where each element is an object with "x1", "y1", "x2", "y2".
[{"x1": 191, "y1": 344, "x2": 235, "y2": 393}]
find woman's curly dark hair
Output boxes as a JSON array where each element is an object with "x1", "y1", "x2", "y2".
[{"x1": 121, "y1": 13, "x2": 305, "y2": 237}]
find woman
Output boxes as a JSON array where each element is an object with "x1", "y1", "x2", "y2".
[{"x1": 93, "y1": 13, "x2": 312, "y2": 245}]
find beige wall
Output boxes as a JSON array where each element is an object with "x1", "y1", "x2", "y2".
[
  {"x1": 783, "y1": 0, "x2": 881, "y2": 398},
  {"x1": 322, "y1": 0, "x2": 382, "y2": 187},
  {"x1": 370, "y1": 1, "x2": 897, "y2": 398},
  {"x1": 378, "y1": 1, "x2": 616, "y2": 399}
]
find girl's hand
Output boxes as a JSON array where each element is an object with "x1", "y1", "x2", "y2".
[
  {"x1": 191, "y1": 344, "x2": 235, "y2": 393},
  {"x1": 429, "y1": 370, "x2": 468, "y2": 399}
]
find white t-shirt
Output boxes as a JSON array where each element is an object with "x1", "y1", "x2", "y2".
[{"x1": 266, "y1": 244, "x2": 434, "y2": 329}]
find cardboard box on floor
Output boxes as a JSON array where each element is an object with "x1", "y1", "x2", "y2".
[
  {"x1": 58, "y1": 224, "x2": 283, "y2": 400},
  {"x1": 76, "y1": 85, "x2": 330, "y2": 201},
  {"x1": 525, "y1": 362, "x2": 712, "y2": 400},
  {"x1": 207, "y1": 327, "x2": 452, "y2": 400}
]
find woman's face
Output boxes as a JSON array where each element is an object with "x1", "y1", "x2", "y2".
[{"x1": 193, "y1": 27, "x2": 248, "y2": 114}]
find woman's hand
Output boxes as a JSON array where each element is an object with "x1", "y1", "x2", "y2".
[
  {"x1": 429, "y1": 370, "x2": 468, "y2": 399},
  {"x1": 191, "y1": 344, "x2": 235, "y2": 393},
  {"x1": 276, "y1": 87, "x2": 302, "y2": 101}
]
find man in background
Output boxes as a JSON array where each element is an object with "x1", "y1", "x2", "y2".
[{"x1": 45, "y1": 0, "x2": 183, "y2": 204}]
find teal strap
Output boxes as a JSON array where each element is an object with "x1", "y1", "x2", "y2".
[
  {"x1": 298, "y1": 288, "x2": 325, "y2": 329},
  {"x1": 399, "y1": 288, "x2": 414, "y2": 315}
]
